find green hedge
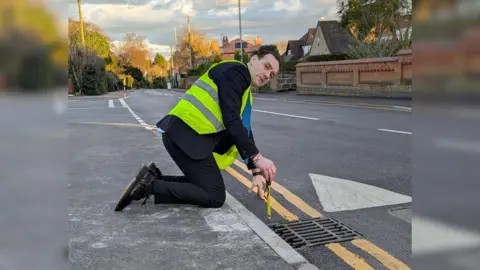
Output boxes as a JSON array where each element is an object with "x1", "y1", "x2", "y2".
[
  {"x1": 81, "y1": 60, "x2": 108, "y2": 95},
  {"x1": 306, "y1": 54, "x2": 349, "y2": 62},
  {"x1": 280, "y1": 60, "x2": 298, "y2": 71}
]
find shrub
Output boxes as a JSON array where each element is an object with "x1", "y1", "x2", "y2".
[
  {"x1": 306, "y1": 54, "x2": 349, "y2": 62},
  {"x1": 196, "y1": 63, "x2": 208, "y2": 75},
  {"x1": 345, "y1": 38, "x2": 401, "y2": 59},
  {"x1": 210, "y1": 54, "x2": 223, "y2": 65},
  {"x1": 187, "y1": 68, "x2": 198, "y2": 76},
  {"x1": 152, "y1": 77, "x2": 167, "y2": 89},
  {"x1": 106, "y1": 71, "x2": 119, "y2": 92},
  {"x1": 280, "y1": 60, "x2": 299, "y2": 71}
]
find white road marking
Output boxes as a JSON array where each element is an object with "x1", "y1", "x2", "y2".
[
  {"x1": 69, "y1": 107, "x2": 116, "y2": 110},
  {"x1": 413, "y1": 216, "x2": 480, "y2": 256},
  {"x1": 309, "y1": 173, "x2": 412, "y2": 212},
  {"x1": 253, "y1": 109, "x2": 319, "y2": 120},
  {"x1": 253, "y1": 97, "x2": 278, "y2": 101},
  {"x1": 108, "y1": 100, "x2": 114, "y2": 108},
  {"x1": 378, "y1": 129, "x2": 412, "y2": 135},
  {"x1": 225, "y1": 192, "x2": 310, "y2": 266},
  {"x1": 119, "y1": 98, "x2": 151, "y2": 130},
  {"x1": 119, "y1": 98, "x2": 127, "y2": 107},
  {"x1": 393, "y1": 106, "x2": 412, "y2": 111},
  {"x1": 145, "y1": 90, "x2": 174, "y2": 97}
]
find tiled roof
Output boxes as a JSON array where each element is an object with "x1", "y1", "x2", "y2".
[
  {"x1": 221, "y1": 38, "x2": 261, "y2": 54},
  {"x1": 285, "y1": 39, "x2": 306, "y2": 59},
  {"x1": 318, "y1": 20, "x2": 355, "y2": 54},
  {"x1": 299, "y1": 28, "x2": 316, "y2": 45}
]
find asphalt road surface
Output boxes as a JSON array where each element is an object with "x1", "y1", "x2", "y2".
[{"x1": 68, "y1": 89, "x2": 412, "y2": 269}]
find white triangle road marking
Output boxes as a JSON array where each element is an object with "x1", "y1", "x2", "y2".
[{"x1": 310, "y1": 173, "x2": 412, "y2": 212}]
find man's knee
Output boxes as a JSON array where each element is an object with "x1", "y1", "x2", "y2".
[
  {"x1": 208, "y1": 191, "x2": 226, "y2": 208},
  {"x1": 209, "y1": 199, "x2": 225, "y2": 208}
]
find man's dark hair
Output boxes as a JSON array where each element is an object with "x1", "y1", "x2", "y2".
[{"x1": 250, "y1": 45, "x2": 281, "y2": 64}]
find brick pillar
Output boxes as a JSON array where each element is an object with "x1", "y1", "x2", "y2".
[
  {"x1": 353, "y1": 68, "x2": 359, "y2": 86},
  {"x1": 68, "y1": 79, "x2": 73, "y2": 94}
]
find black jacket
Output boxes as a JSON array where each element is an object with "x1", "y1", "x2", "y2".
[{"x1": 156, "y1": 62, "x2": 259, "y2": 169}]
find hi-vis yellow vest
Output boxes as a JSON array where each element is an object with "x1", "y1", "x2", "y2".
[{"x1": 168, "y1": 60, "x2": 253, "y2": 169}]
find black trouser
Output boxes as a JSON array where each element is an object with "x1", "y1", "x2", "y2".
[{"x1": 152, "y1": 132, "x2": 226, "y2": 208}]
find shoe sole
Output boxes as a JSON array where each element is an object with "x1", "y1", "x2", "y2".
[
  {"x1": 148, "y1": 162, "x2": 162, "y2": 179},
  {"x1": 114, "y1": 164, "x2": 149, "y2": 212}
]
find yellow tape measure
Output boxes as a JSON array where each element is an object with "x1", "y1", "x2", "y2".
[{"x1": 266, "y1": 181, "x2": 271, "y2": 219}]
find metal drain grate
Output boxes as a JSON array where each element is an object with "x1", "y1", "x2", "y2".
[{"x1": 268, "y1": 217, "x2": 362, "y2": 249}]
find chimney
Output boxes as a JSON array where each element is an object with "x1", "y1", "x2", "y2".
[
  {"x1": 254, "y1": 36, "x2": 262, "y2": 45},
  {"x1": 222, "y1": 36, "x2": 229, "y2": 47}
]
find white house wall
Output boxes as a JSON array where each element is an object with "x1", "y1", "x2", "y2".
[{"x1": 308, "y1": 26, "x2": 330, "y2": 56}]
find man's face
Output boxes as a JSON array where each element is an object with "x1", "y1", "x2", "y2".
[{"x1": 248, "y1": 54, "x2": 280, "y2": 87}]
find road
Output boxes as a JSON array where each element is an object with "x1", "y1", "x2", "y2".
[{"x1": 68, "y1": 89, "x2": 412, "y2": 269}]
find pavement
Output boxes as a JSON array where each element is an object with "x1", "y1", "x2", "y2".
[
  {"x1": 68, "y1": 89, "x2": 414, "y2": 269},
  {"x1": 68, "y1": 96, "x2": 315, "y2": 270}
]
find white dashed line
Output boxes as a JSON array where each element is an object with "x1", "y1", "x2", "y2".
[
  {"x1": 69, "y1": 107, "x2": 112, "y2": 110},
  {"x1": 253, "y1": 109, "x2": 319, "y2": 120},
  {"x1": 393, "y1": 106, "x2": 412, "y2": 111},
  {"x1": 119, "y1": 98, "x2": 152, "y2": 130},
  {"x1": 108, "y1": 100, "x2": 114, "y2": 108},
  {"x1": 378, "y1": 129, "x2": 412, "y2": 135},
  {"x1": 119, "y1": 98, "x2": 128, "y2": 107}
]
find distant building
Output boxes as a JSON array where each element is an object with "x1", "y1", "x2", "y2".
[
  {"x1": 220, "y1": 36, "x2": 262, "y2": 60},
  {"x1": 283, "y1": 28, "x2": 316, "y2": 61},
  {"x1": 308, "y1": 20, "x2": 355, "y2": 56}
]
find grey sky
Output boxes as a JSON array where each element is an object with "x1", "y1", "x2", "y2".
[{"x1": 63, "y1": 0, "x2": 339, "y2": 57}]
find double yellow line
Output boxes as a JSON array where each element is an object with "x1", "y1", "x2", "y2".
[
  {"x1": 226, "y1": 160, "x2": 410, "y2": 270},
  {"x1": 77, "y1": 120, "x2": 410, "y2": 269}
]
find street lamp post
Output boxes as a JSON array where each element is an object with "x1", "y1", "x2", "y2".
[{"x1": 238, "y1": 0, "x2": 243, "y2": 63}]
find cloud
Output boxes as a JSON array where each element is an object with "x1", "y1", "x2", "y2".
[
  {"x1": 273, "y1": 0, "x2": 302, "y2": 12},
  {"x1": 207, "y1": 6, "x2": 247, "y2": 16},
  {"x1": 68, "y1": 0, "x2": 341, "y2": 57}
]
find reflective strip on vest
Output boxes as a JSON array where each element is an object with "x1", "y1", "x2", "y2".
[
  {"x1": 193, "y1": 80, "x2": 219, "y2": 104},
  {"x1": 181, "y1": 93, "x2": 224, "y2": 132}
]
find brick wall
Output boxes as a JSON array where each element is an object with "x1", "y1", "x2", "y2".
[{"x1": 295, "y1": 50, "x2": 412, "y2": 98}]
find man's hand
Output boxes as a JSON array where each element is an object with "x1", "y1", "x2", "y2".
[
  {"x1": 249, "y1": 174, "x2": 266, "y2": 199},
  {"x1": 252, "y1": 153, "x2": 276, "y2": 183}
]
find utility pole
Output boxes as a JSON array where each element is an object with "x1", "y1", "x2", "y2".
[
  {"x1": 187, "y1": 16, "x2": 193, "y2": 69},
  {"x1": 170, "y1": 44, "x2": 175, "y2": 87},
  {"x1": 173, "y1": 27, "x2": 177, "y2": 87},
  {"x1": 238, "y1": 0, "x2": 243, "y2": 63},
  {"x1": 77, "y1": 0, "x2": 86, "y2": 49},
  {"x1": 174, "y1": 27, "x2": 178, "y2": 47}
]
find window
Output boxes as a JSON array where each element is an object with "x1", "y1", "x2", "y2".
[
  {"x1": 235, "y1": 42, "x2": 248, "y2": 49},
  {"x1": 302, "y1": 45, "x2": 311, "y2": 56},
  {"x1": 287, "y1": 50, "x2": 292, "y2": 55}
]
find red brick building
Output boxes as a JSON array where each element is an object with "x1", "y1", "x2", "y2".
[{"x1": 220, "y1": 36, "x2": 262, "y2": 60}]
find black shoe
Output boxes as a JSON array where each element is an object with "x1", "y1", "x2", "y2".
[
  {"x1": 148, "y1": 162, "x2": 163, "y2": 180},
  {"x1": 130, "y1": 170, "x2": 156, "y2": 206},
  {"x1": 114, "y1": 164, "x2": 149, "y2": 212}
]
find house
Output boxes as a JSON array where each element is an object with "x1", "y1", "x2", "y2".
[
  {"x1": 307, "y1": 20, "x2": 355, "y2": 57},
  {"x1": 283, "y1": 28, "x2": 315, "y2": 61},
  {"x1": 283, "y1": 40, "x2": 305, "y2": 61},
  {"x1": 299, "y1": 28, "x2": 317, "y2": 57},
  {"x1": 220, "y1": 36, "x2": 262, "y2": 60}
]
